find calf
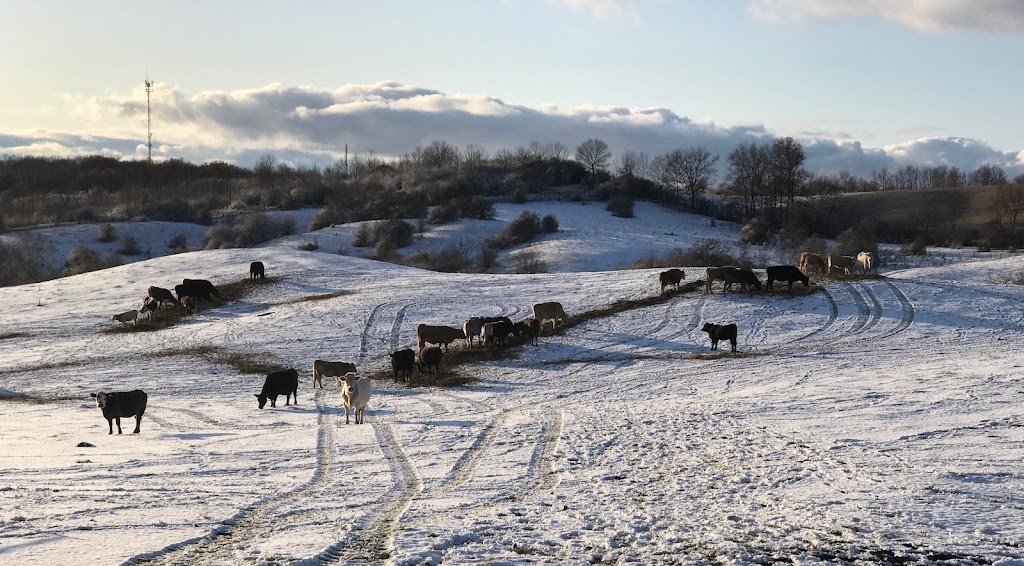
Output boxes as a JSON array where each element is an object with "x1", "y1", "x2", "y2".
[
  {"x1": 799, "y1": 252, "x2": 826, "y2": 274},
  {"x1": 828, "y1": 255, "x2": 858, "y2": 276},
  {"x1": 515, "y1": 317, "x2": 541, "y2": 346},
  {"x1": 857, "y1": 251, "x2": 875, "y2": 273},
  {"x1": 766, "y1": 265, "x2": 810, "y2": 292},
  {"x1": 390, "y1": 348, "x2": 416, "y2": 382},
  {"x1": 91, "y1": 390, "x2": 147, "y2": 434},
  {"x1": 140, "y1": 297, "x2": 159, "y2": 320},
  {"x1": 256, "y1": 368, "x2": 299, "y2": 408},
  {"x1": 341, "y1": 372, "x2": 372, "y2": 424},
  {"x1": 112, "y1": 309, "x2": 139, "y2": 326},
  {"x1": 180, "y1": 295, "x2": 198, "y2": 315},
  {"x1": 417, "y1": 346, "x2": 443, "y2": 375},
  {"x1": 250, "y1": 261, "x2": 265, "y2": 280},
  {"x1": 701, "y1": 322, "x2": 738, "y2": 353},
  {"x1": 659, "y1": 268, "x2": 685, "y2": 293},
  {"x1": 312, "y1": 360, "x2": 357, "y2": 389}
]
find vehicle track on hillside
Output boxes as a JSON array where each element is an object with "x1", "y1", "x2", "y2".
[
  {"x1": 304, "y1": 422, "x2": 423, "y2": 565},
  {"x1": 125, "y1": 389, "x2": 339, "y2": 566}
]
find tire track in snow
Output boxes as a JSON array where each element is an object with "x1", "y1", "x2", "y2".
[
  {"x1": 878, "y1": 279, "x2": 915, "y2": 339},
  {"x1": 306, "y1": 422, "x2": 422, "y2": 565},
  {"x1": 432, "y1": 409, "x2": 511, "y2": 493},
  {"x1": 125, "y1": 388, "x2": 338, "y2": 566}
]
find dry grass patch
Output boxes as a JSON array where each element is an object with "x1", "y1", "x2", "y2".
[
  {"x1": 275, "y1": 290, "x2": 355, "y2": 305},
  {"x1": 153, "y1": 345, "x2": 288, "y2": 375},
  {"x1": 689, "y1": 351, "x2": 767, "y2": 360},
  {"x1": 0, "y1": 332, "x2": 30, "y2": 340}
]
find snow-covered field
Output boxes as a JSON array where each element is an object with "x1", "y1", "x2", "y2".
[{"x1": 1, "y1": 203, "x2": 1024, "y2": 565}]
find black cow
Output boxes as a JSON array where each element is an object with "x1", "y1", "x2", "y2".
[
  {"x1": 390, "y1": 348, "x2": 416, "y2": 382},
  {"x1": 416, "y1": 346, "x2": 442, "y2": 375},
  {"x1": 256, "y1": 369, "x2": 299, "y2": 408},
  {"x1": 250, "y1": 261, "x2": 265, "y2": 280},
  {"x1": 177, "y1": 278, "x2": 220, "y2": 302},
  {"x1": 701, "y1": 322, "x2": 738, "y2": 352},
  {"x1": 515, "y1": 318, "x2": 541, "y2": 346},
  {"x1": 91, "y1": 390, "x2": 148, "y2": 434},
  {"x1": 766, "y1": 265, "x2": 810, "y2": 292}
]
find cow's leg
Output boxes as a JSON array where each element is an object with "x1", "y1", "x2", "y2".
[
  {"x1": 108, "y1": 418, "x2": 114, "y2": 435},
  {"x1": 133, "y1": 415, "x2": 142, "y2": 433},
  {"x1": 730, "y1": 338, "x2": 737, "y2": 353},
  {"x1": 115, "y1": 417, "x2": 123, "y2": 434},
  {"x1": 345, "y1": 407, "x2": 350, "y2": 424}
]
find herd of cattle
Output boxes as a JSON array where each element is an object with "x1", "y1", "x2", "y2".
[{"x1": 94, "y1": 252, "x2": 874, "y2": 432}]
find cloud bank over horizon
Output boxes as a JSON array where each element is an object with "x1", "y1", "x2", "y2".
[{"x1": 2, "y1": 81, "x2": 1021, "y2": 181}]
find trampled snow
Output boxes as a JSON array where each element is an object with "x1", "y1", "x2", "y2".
[{"x1": 1, "y1": 202, "x2": 1023, "y2": 565}]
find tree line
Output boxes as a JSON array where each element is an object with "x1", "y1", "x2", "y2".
[{"x1": 1, "y1": 136, "x2": 1022, "y2": 256}]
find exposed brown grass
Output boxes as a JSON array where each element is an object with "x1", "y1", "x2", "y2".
[
  {"x1": 153, "y1": 345, "x2": 288, "y2": 375},
  {"x1": 275, "y1": 290, "x2": 355, "y2": 305}
]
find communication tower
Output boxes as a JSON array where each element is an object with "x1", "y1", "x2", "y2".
[{"x1": 145, "y1": 75, "x2": 154, "y2": 162}]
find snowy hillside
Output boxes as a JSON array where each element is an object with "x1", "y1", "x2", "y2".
[{"x1": 1, "y1": 204, "x2": 1024, "y2": 564}]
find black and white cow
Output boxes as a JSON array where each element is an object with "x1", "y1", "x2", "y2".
[{"x1": 91, "y1": 390, "x2": 148, "y2": 434}]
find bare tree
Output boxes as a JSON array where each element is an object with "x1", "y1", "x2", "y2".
[
  {"x1": 725, "y1": 141, "x2": 771, "y2": 218},
  {"x1": 463, "y1": 144, "x2": 489, "y2": 171},
  {"x1": 420, "y1": 139, "x2": 461, "y2": 170},
  {"x1": 254, "y1": 153, "x2": 277, "y2": 190},
  {"x1": 769, "y1": 137, "x2": 807, "y2": 211},
  {"x1": 575, "y1": 138, "x2": 612, "y2": 179},
  {"x1": 971, "y1": 164, "x2": 1008, "y2": 186},
  {"x1": 991, "y1": 184, "x2": 1024, "y2": 244},
  {"x1": 617, "y1": 151, "x2": 650, "y2": 179},
  {"x1": 656, "y1": 146, "x2": 719, "y2": 209}
]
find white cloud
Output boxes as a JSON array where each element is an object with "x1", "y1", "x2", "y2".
[
  {"x1": 2, "y1": 81, "x2": 1022, "y2": 180},
  {"x1": 749, "y1": 0, "x2": 1024, "y2": 32}
]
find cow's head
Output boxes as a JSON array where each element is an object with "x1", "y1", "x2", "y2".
[
  {"x1": 255, "y1": 394, "x2": 268, "y2": 409},
  {"x1": 91, "y1": 392, "x2": 108, "y2": 409}
]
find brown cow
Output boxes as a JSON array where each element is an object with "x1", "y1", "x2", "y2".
[
  {"x1": 799, "y1": 252, "x2": 826, "y2": 274},
  {"x1": 659, "y1": 268, "x2": 685, "y2": 293},
  {"x1": 705, "y1": 266, "x2": 734, "y2": 294},
  {"x1": 148, "y1": 286, "x2": 177, "y2": 309}
]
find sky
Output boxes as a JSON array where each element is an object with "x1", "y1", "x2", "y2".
[{"x1": 2, "y1": 0, "x2": 1024, "y2": 179}]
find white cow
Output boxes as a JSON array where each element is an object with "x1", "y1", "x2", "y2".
[
  {"x1": 340, "y1": 372, "x2": 372, "y2": 425},
  {"x1": 112, "y1": 309, "x2": 139, "y2": 326},
  {"x1": 857, "y1": 251, "x2": 875, "y2": 273}
]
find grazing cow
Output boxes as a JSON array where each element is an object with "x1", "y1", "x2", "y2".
[
  {"x1": 766, "y1": 265, "x2": 810, "y2": 292},
  {"x1": 140, "y1": 297, "x2": 158, "y2": 320},
  {"x1": 516, "y1": 317, "x2": 541, "y2": 346},
  {"x1": 659, "y1": 268, "x2": 685, "y2": 293},
  {"x1": 390, "y1": 349, "x2": 416, "y2": 382},
  {"x1": 463, "y1": 317, "x2": 484, "y2": 347},
  {"x1": 704, "y1": 266, "x2": 733, "y2": 294},
  {"x1": 532, "y1": 302, "x2": 567, "y2": 331},
  {"x1": 481, "y1": 317, "x2": 517, "y2": 338},
  {"x1": 91, "y1": 390, "x2": 147, "y2": 434},
  {"x1": 147, "y1": 286, "x2": 177, "y2": 309},
  {"x1": 250, "y1": 261, "x2": 265, "y2": 280},
  {"x1": 311, "y1": 360, "x2": 357, "y2": 389},
  {"x1": 255, "y1": 368, "x2": 299, "y2": 409},
  {"x1": 112, "y1": 309, "x2": 139, "y2": 326},
  {"x1": 180, "y1": 296, "x2": 198, "y2": 315},
  {"x1": 723, "y1": 267, "x2": 761, "y2": 292},
  {"x1": 701, "y1": 322, "x2": 738, "y2": 353},
  {"x1": 828, "y1": 255, "x2": 858, "y2": 276},
  {"x1": 416, "y1": 324, "x2": 466, "y2": 352},
  {"x1": 417, "y1": 346, "x2": 443, "y2": 375},
  {"x1": 799, "y1": 252, "x2": 827, "y2": 274},
  {"x1": 341, "y1": 372, "x2": 372, "y2": 424},
  {"x1": 480, "y1": 323, "x2": 495, "y2": 347},
  {"x1": 857, "y1": 251, "x2": 875, "y2": 273},
  {"x1": 177, "y1": 279, "x2": 220, "y2": 302}
]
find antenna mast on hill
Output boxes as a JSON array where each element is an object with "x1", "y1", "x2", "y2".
[{"x1": 145, "y1": 71, "x2": 154, "y2": 162}]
